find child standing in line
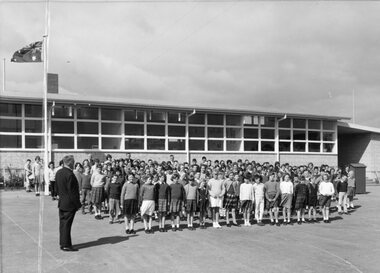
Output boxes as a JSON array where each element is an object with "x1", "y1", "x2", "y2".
[
  {"x1": 224, "y1": 172, "x2": 239, "y2": 227},
  {"x1": 318, "y1": 174, "x2": 335, "y2": 223},
  {"x1": 279, "y1": 173, "x2": 293, "y2": 225},
  {"x1": 264, "y1": 172, "x2": 281, "y2": 226},
  {"x1": 48, "y1": 161, "x2": 57, "y2": 201},
  {"x1": 81, "y1": 165, "x2": 92, "y2": 214},
  {"x1": 32, "y1": 156, "x2": 43, "y2": 196},
  {"x1": 90, "y1": 165, "x2": 106, "y2": 220},
  {"x1": 169, "y1": 173, "x2": 186, "y2": 231},
  {"x1": 239, "y1": 173, "x2": 254, "y2": 226},
  {"x1": 347, "y1": 170, "x2": 356, "y2": 209},
  {"x1": 184, "y1": 174, "x2": 198, "y2": 230},
  {"x1": 107, "y1": 174, "x2": 122, "y2": 224},
  {"x1": 208, "y1": 171, "x2": 225, "y2": 229},
  {"x1": 198, "y1": 178, "x2": 208, "y2": 229},
  {"x1": 253, "y1": 175, "x2": 265, "y2": 226},
  {"x1": 120, "y1": 173, "x2": 139, "y2": 234},
  {"x1": 24, "y1": 159, "x2": 33, "y2": 192},
  {"x1": 307, "y1": 176, "x2": 319, "y2": 223},
  {"x1": 140, "y1": 175, "x2": 156, "y2": 234},
  {"x1": 155, "y1": 174, "x2": 171, "y2": 232},
  {"x1": 337, "y1": 175, "x2": 349, "y2": 215},
  {"x1": 293, "y1": 176, "x2": 309, "y2": 225}
]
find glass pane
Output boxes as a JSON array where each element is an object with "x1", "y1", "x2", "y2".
[
  {"x1": 323, "y1": 120, "x2": 336, "y2": 130},
  {"x1": 168, "y1": 112, "x2": 185, "y2": 124},
  {"x1": 261, "y1": 129, "x2": 275, "y2": 139},
  {"x1": 279, "y1": 130, "x2": 291, "y2": 140},
  {"x1": 226, "y1": 128, "x2": 242, "y2": 138},
  {"x1": 25, "y1": 104, "x2": 42, "y2": 117},
  {"x1": 25, "y1": 120, "x2": 42, "y2": 133},
  {"x1": 309, "y1": 143, "x2": 320, "y2": 152},
  {"x1": 293, "y1": 119, "x2": 306, "y2": 128},
  {"x1": 308, "y1": 120, "x2": 321, "y2": 130},
  {"x1": 189, "y1": 140, "x2": 204, "y2": 150},
  {"x1": 279, "y1": 119, "x2": 291, "y2": 128},
  {"x1": 207, "y1": 114, "x2": 223, "y2": 125},
  {"x1": 168, "y1": 139, "x2": 185, "y2": 150},
  {"x1": 323, "y1": 143, "x2": 335, "y2": 153},
  {"x1": 244, "y1": 128, "x2": 258, "y2": 139},
  {"x1": 168, "y1": 126, "x2": 185, "y2": 137},
  {"x1": 243, "y1": 116, "x2": 253, "y2": 126},
  {"x1": 78, "y1": 137, "x2": 98, "y2": 149},
  {"x1": 102, "y1": 138, "x2": 121, "y2": 149},
  {"x1": 125, "y1": 138, "x2": 144, "y2": 150},
  {"x1": 226, "y1": 115, "x2": 242, "y2": 126},
  {"x1": 52, "y1": 121, "x2": 74, "y2": 134},
  {"x1": 77, "y1": 107, "x2": 98, "y2": 120},
  {"x1": 78, "y1": 122, "x2": 98, "y2": 134},
  {"x1": 226, "y1": 140, "x2": 241, "y2": 151},
  {"x1": 52, "y1": 136, "x2": 74, "y2": 149},
  {"x1": 244, "y1": 141, "x2": 258, "y2": 151},
  {"x1": 125, "y1": 124, "x2": 144, "y2": 136},
  {"x1": 53, "y1": 106, "x2": 73, "y2": 119},
  {"x1": 323, "y1": 132, "x2": 335, "y2": 141},
  {"x1": 25, "y1": 136, "x2": 44, "y2": 148},
  {"x1": 102, "y1": 108, "x2": 121, "y2": 121},
  {"x1": 148, "y1": 111, "x2": 166, "y2": 123},
  {"x1": 294, "y1": 142, "x2": 306, "y2": 152},
  {"x1": 262, "y1": 117, "x2": 276, "y2": 127},
  {"x1": 0, "y1": 135, "x2": 21, "y2": 148},
  {"x1": 279, "y1": 142, "x2": 291, "y2": 152},
  {"x1": 261, "y1": 141, "x2": 275, "y2": 151},
  {"x1": 101, "y1": 123, "x2": 121, "y2": 135},
  {"x1": 147, "y1": 125, "x2": 165, "y2": 136},
  {"x1": 189, "y1": 126, "x2": 204, "y2": 137},
  {"x1": 188, "y1": 113, "x2": 205, "y2": 124},
  {"x1": 208, "y1": 140, "x2": 223, "y2": 151},
  {"x1": 0, "y1": 119, "x2": 21, "y2": 132},
  {"x1": 124, "y1": 110, "x2": 144, "y2": 122},
  {"x1": 308, "y1": 131, "x2": 321, "y2": 141},
  {"x1": 147, "y1": 139, "x2": 165, "y2": 150},
  {"x1": 293, "y1": 130, "x2": 306, "y2": 140},
  {"x1": 0, "y1": 103, "x2": 21, "y2": 117},
  {"x1": 208, "y1": 127, "x2": 223, "y2": 138}
]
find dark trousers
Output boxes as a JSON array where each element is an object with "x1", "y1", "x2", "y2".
[
  {"x1": 50, "y1": 181, "x2": 57, "y2": 198},
  {"x1": 59, "y1": 209, "x2": 76, "y2": 248}
]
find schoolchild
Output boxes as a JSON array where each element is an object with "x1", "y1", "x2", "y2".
[
  {"x1": 169, "y1": 173, "x2": 186, "y2": 231},
  {"x1": 337, "y1": 175, "x2": 349, "y2": 214},
  {"x1": 90, "y1": 165, "x2": 106, "y2": 219},
  {"x1": 107, "y1": 174, "x2": 122, "y2": 224},
  {"x1": 253, "y1": 174, "x2": 265, "y2": 226},
  {"x1": 155, "y1": 174, "x2": 171, "y2": 232},
  {"x1": 318, "y1": 174, "x2": 335, "y2": 223},
  {"x1": 293, "y1": 176, "x2": 309, "y2": 224},
  {"x1": 307, "y1": 175, "x2": 319, "y2": 223},
  {"x1": 264, "y1": 172, "x2": 280, "y2": 226},
  {"x1": 140, "y1": 175, "x2": 156, "y2": 234},
  {"x1": 48, "y1": 161, "x2": 57, "y2": 200},
  {"x1": 120, "y1": 173, "x2": 139, "y2": 234},
  {"x1": 347, "y1": 170, "x2": 356, "y2": 209},
  {"x1": 184, "y1": 174, "x2": 198, "y2": 230},
  {"x1": 197, "y1": 178, "x2": 208, "y2": 229},
  {"x1": 239, "y1": 173, "x2": 254, "y2": 226},
  {"x1": 81, "y1": 165, "x2": 92, "y2": 214},
  {"x1": 223, "y1": 172, "x2": 239, "y2": 227},
  {"x1": 279, "y1": 173, "x2": 293, "y2": 225},
  {"x1": 208, "y1": 171, "x2": 226, "y2": 229}
]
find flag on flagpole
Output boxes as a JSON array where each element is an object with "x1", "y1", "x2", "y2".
[{"x1": 11, "y1": 41, "x2": 43, "y2": 63}]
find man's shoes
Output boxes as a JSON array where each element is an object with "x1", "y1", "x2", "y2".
[{"x1": 60, "y1": 246, "x2": 78, "y2": 252}]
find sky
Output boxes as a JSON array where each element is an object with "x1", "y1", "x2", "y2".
[{"x1": 1, "y1": 0, "x2": 380, "y2": 127}]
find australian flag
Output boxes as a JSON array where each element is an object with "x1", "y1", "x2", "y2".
[{"x1": 11, "y1": 41, "x2": 43, "y2": 62}]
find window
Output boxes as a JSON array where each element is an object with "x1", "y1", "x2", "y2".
[
  {"x1": 207, "y1": 114, "x2": 223, "y2": 125},
  {"x1": 25, "y1": 104, "x2": 42, "y2": 117},
  {"x1": 279, "y1": 142, "x2": 291, "y2": 152},
  {"x1": 189, "y1": 127, "x2": 204, "y2": 137},
  {"x1": 308, "y1": 120, "x2": 321, "y2": 130},
  {"x1": 168, "y1": 139, "x2": 185, "y2": 150},
  {"x1": 323, "y1": 132, "x2": 335, "y2": 142},
  {"x1": 243, "y1": 116, "x2": 253, "y2": 126},
  {"x1": 0, "y1": 119, "x2": 21, "y2": 132},
  {"x1": 125, "y1": 124, "x2": 144, "y2": 136},
  {"x1": 244, "y1": 141, "x2": 258, "y2": 151},
  {"x1": 279, "y1": 130, "x2": 291, "y2": 140},
  {"x1": 226, "y1": 115, "x2": 242, "y2": 126},
  {"x1": 293, "y1": 130, "x2": 306, "y2": 140},
  {"x1": 208, "y1": 127, "x2": 223, "y2": 138},
  {"x1": 0, "y1": 103, "x2": 21, "y2": 117},
  {"x1": 244, "y1": 128, "x2": 258, "y2": 139},
  {"x1": 77, "y1": 107, "x2": 98, "y2": 120},
  {"x1": 261, "y1": 129, "x2": 275, "y2": 139},
  {"x1": 226, "y1": 140, "x2": 242, "y2": 151},
  {"x1": 78, "y1": 137, "x2": 98, "y2": 149},
  {"x1": 188, "y1": 113, "x2": 205, "y2": 124},
  {"x1": 147, "y1": 125, "x2": 165, "y2": 136},
  {"x1": 308, "y1": 131, "x2": 320, "y2": 141},
  {"x1": 308, "y1": 143, "x2": 320, "y2": 152},
  {"x1": 102, "y1": 138, "x2": 121, "y2": 149},
  {"x1": 52, "y1": 106, "x2": 73, "y2": 119},
  {"x1": 279, "y1": 119, "x2": 291, "y2": 128},
  {"x1": 323, "y1": 143, "x2": 335, "y2": 153},
  {"x1": 147, "y1": 139, "x2": 165, "y2": 150},
  {"x1": 78, "y1": 122, "x2": 98, "y2": 134},
  {"x1": 262, "y1": 117, "x2": 276, "y2": 127},
  {"x1": 124, "y1": 110, "x2": 144, "y2": 122},
  {"x1": 125, "y1": 138, "x2": 144, "y2": 150},
  {"x1": 0, "y1": 135, "x2": 21, "y2": 148},
  {"x1": 189, "y1": 140, "x2": 204, "y2": 150},
  {"x1": 52, "y1": 136, "x2": 74, "y2": 149},
  {"x1": 261, "y1": 141, "x2": 275, "y2": 151},
  {"x1": 168, "y1": 126, "x2": 185, "y2": 137},
  {"x1": 25, "y1": 120, "x2": 42, "y2": 133},
  {"x1": 226, "y1": 128, "x2": 242, "y2": 138},
  {"x1": 101, "y1": 123, "x2": 121, "y2": 135},
  {"x1": 208, "y1": 140, "x2": 223, "y2": 151},
  {"x1": 147, "y1": 111, "x2": 166, "y2": 123},
  {"x1": 293, "y1": 142, "x2": 306, "y2": 152},
  {"x1": 52, "y1": 121, "x2": 74, "y2": 134},
  {"x1": 293, "y1": 119, "x2": 306, "y2": 128},
  {"x1": 168, "y1": 112, "x2": 185, "y2": 124},
  {"x1": 25, "y1": 136, "x2": 43, "y2": 148},
  {"x1": 102, "y1": 108, "x2": 121, "y2": 121},
  {"x1": 323, "y1": 120, "x2": 335, "y2": 130}
]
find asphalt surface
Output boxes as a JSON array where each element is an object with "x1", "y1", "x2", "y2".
[{"x1": 1, "y1": 186, "x2": 379, "y2": 273}]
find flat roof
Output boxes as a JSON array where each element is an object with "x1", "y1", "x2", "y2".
[
  {"x1": 338, "y1": 121, "x2": 380, "y2": 134},
  {"x1": 0, "y1": 91, "x2": 350, "y2": 121}
]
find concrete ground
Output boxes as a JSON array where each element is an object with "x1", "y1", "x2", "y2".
[{"x1": 1, "y1": 187, "x2": 379, "y2": 273}]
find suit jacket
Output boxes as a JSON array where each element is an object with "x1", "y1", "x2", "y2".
[{"x1": 56, "y1": 167, "x2": 81, "y2": 211}]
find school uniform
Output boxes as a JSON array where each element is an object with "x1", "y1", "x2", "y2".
[
  {"x1": 184, "y1": 182, "x2": 198, "y2": 213},
  {"x1": 308, "y1": 183, "x2": 319, "y2": 207},
  {"x1": 120, "y1": 182, "x2": 139, "y2": 216},
  {"x1": 140, "y1": 184, "x2": 156, "y2": 216},
  {"x1": 224, "y1": 179, "x2": 239, "y2": 210},
  {"x1": 155, "y1": 183, "x2": 171, "y2": 213},
  {"x1": 239, "y1": 183, "x2": 254, "y2": 211},
  {"x1": 264, "y1": 181, "x2": 280, "y2": 209},
  {"x1": 318, "y1": 181, "x2": 335, "y2": 207},
  {"x1": 169, "y1": 183, "x2": 185, "y2": 213},
  {"x1": 293, "y1": 183, "x2": 309, "y2": 210},
  {"x1": 279, "y1": 181, "x2": 293, "y2": 209},
  {"x1": 337, "y1": 180, "x2": 348, "y2": 213}
]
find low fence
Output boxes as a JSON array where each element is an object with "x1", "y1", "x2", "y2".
[{"x1": 0, "y1": 168, "x2": 25, "y2": 190}]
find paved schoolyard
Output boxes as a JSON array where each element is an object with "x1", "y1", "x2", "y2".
[{"x1": 1, "y1": 187, "x2": 379, "y2": 273}]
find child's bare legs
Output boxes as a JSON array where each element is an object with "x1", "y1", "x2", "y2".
[
  {"x1": 231, "y1": 208, "x2": 237, "y2": 224},
  {"x1": 325, "y1": 207, "x2": 330, "y2": 220},
  {"x1": 274, "y1": 207, "x2": 279, "y2": 223},
  {"x1": 308, "y1": 207, "x2": 316, "y2": 220},
  {"x1": 269, "y1": 209, "x2": 274, "y2": 223},
  {"x1": 143, "y1": 215, "x2": 148, "y2": 230},
  {"x1": 225, "y1": 209, "x2": 230, "y2": 225},
  {"x1": 148, "y1": 215, "x2": 152, "y2": 230},
  {"x1": 124, "y1": 216, "x2": 129, "y2": 230}
]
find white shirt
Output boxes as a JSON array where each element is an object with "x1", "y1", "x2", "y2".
[
  {"x1": 280, "y1": 181, "x2": 294, "y2": 194},
  {"x1": 319, "y1": 181, "x2": 335, "y2": 196},
  {"x1": 239, "y1": 183, "x2": 254, "y2": 201},
  {"x1": 253, "y1": 183, "x2": 265, "y2": 199}
]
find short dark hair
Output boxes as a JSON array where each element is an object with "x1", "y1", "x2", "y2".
[{"x1": 62, "y1": 155, "x2": 75, "y2": 166}]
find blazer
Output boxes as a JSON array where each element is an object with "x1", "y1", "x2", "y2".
[{"x1": 56, "y1": 167, "x2": 82, "y2": 211}]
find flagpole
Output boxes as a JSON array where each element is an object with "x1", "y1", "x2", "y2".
[
  {"x1": 352, "y1": 89, "x2": 355, "y2": 124},
  {"x1": 2, "y1": 58, "x2": 5, "y2": 93}
]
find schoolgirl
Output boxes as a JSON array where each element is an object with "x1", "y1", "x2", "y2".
[
  {"x1": 184, "y1": 174, "x2": 198, "y2": 230},
  {"x1": 140, "y1": 175, "x2": 156, "y2": 234},
  {"x1": 121, "y1": 173, "x2": 139, "y2": 234}
]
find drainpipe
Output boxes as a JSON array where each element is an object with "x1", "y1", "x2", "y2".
[
  {"x1": 276, "y1": 114, "x2": 287, "y2": 162},
  {"x1": 186, "y1": 109, "x2": 196, "y2": 163}
]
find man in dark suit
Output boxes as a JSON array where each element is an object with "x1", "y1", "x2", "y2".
[{"x1": 56, "y1": 155, "x2": 81, "y2": 251}]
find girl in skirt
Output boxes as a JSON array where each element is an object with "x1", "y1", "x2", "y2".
[
  {"x1": 156, "y1": 174, "x2": 170, "y2": 232},
  {"x1": 347, "y1": 170, "x2": 356, "y2": 209},
  {"x1": 198, "y1": 178, "x2": 208, "y2": 229},
  {"x1": 184, "y1": 174, "x2": 198, "y2": 230},
  {"x1": 169, "y1": 173, "x2": 186, "y2": 231},
  {"x1": 223, "y1": 172, "x2": 239, "y2": 227},
  {"x1": 140, "y1": 175, "x2": 156, "y2": 234},
  {"x1": 279, "y1": 173, "x2": 293, "y2": 225},
  {"x1": 293, "y1": 176, "x2": 309, "y2": 224},
  {"x1": 121, "y1": 173, "x2": 139, "y2": 234},
  {"x1": 239, "y1": 173, "x2": 254, "y2": 226},
  {"x1": 307, "y1": 176, "x2": 319, "y2": 223},
  {"x1": 90, "y1": 166, "x2": 106, "y2": 219},
  {"x1": 318, "y1": 174, "x2": 335, "y2": 223}
]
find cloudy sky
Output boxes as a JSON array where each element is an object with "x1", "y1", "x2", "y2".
[{"x1": 1, "y1": 0, "x2": 380, "y2": 127}]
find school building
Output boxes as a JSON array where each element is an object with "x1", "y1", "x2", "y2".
[{"x1": 0, "y1": 91, "x2": 379, "y2": 181}]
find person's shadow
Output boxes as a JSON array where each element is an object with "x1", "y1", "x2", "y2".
[{"x1": 74, "y1": 235, "x2": 137, "y2": 250}]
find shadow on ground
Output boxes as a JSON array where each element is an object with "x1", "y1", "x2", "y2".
[{"x1": 74, "y1": 235, "x2": 137, "y2": 249}]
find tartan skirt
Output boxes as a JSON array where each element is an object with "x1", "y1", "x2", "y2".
[
  {"x1": 308, "y1": 195, "x2": 318, "y2": 207},
  {"x1": 123, "y1": 199, "x2": 138, "y2": 216},
  {"x1": 91, "y1": 187, "x2": 104, "y2": 205},
  {"x1": 185, "y1": 199, "x2": 197, "y2": 213},
  {"x1": 240, "y1": 200, "x2": 252, "y2": 211},
  {"x1": 347, "y1": 186, "x2": 355, "y2": 199},
  {"x1": 170, "y1": 199, "x2": 183, "y2": 213},
  {"x1": 224, "y1": 193, "x2": 238, "y2": 210},
  {"x1": 198, "y1": 198, "x2": 208, "y2": 214},
  {"x1": 157, "y1": 199, "x2": 168, "y2": 213},
  {"x1": 319, "y1": 195, "x2": 332, "y2": 207},
  {"x1": 280, "y1": 194, "x2": 293, "y2": 209},
  {"x1": 266, "y1": 193, "x2": 279, "y2": 209},
  {"x1": 294, "y1": 196, "x2": 307, "y2": 210}
]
